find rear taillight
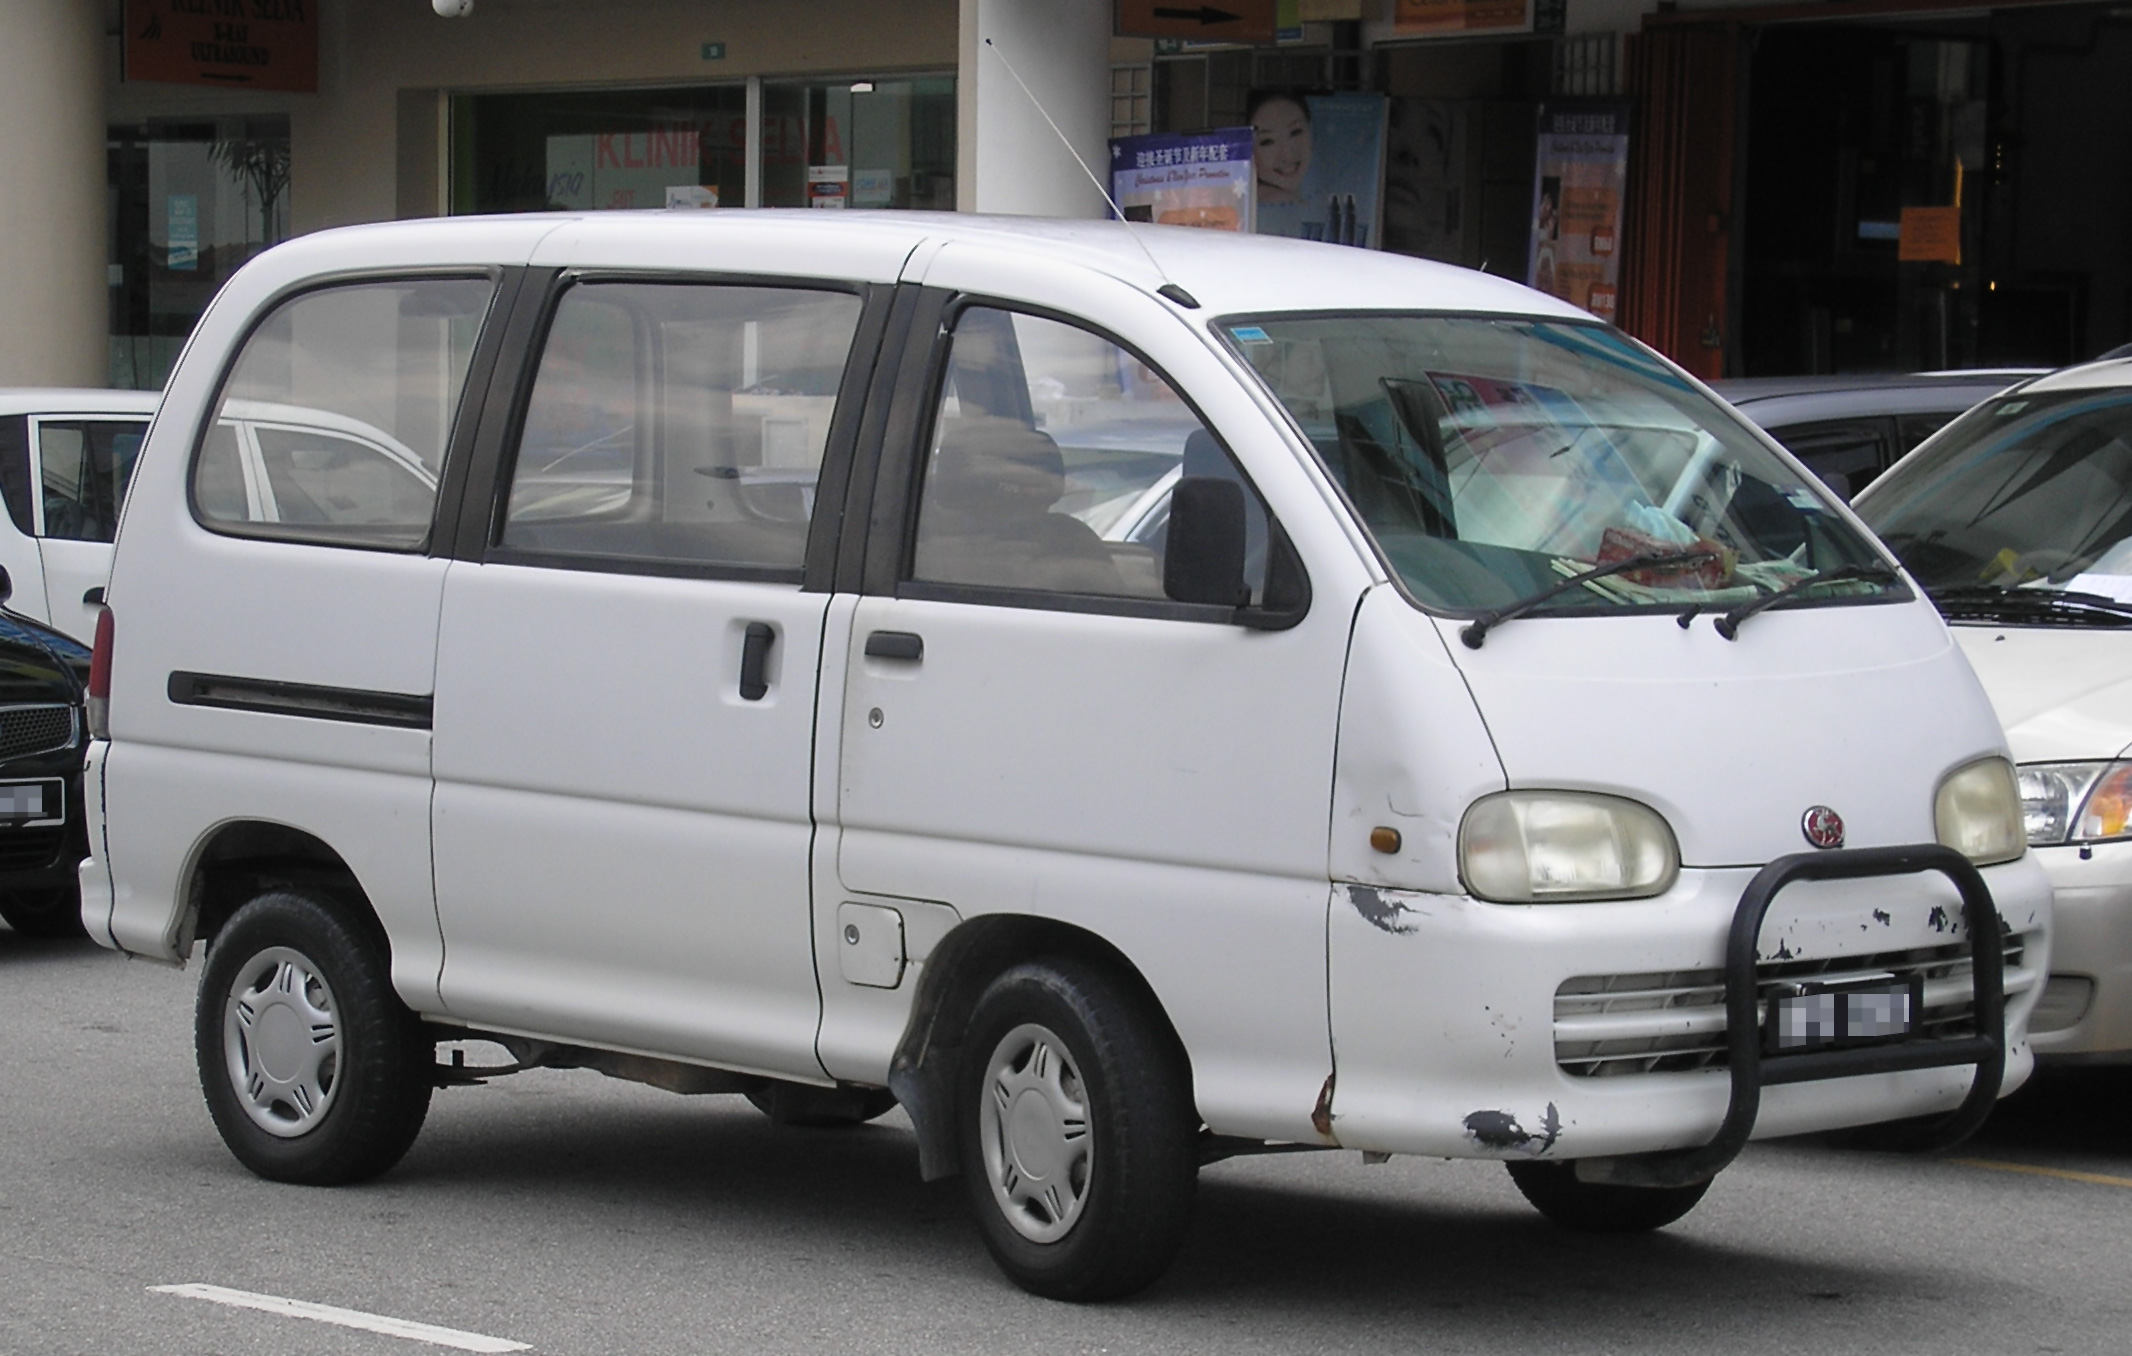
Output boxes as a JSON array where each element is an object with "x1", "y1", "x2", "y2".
[{"x1": 87, "y1": 607, "x2": 112, "y2": 740}]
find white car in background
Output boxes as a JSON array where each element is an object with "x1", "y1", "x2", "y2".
[
  {"x1": 0, "y1": 393, "x2": 428, "y2": 646},
  {"x1": 0, "y1": 389, "x2": 158, "y2": 644},
  {"x1": 1857, "y1": 355, "x2": 2132, "y2": 1059}
]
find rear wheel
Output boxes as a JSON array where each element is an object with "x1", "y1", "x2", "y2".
[
  {"x1": 0, "y1": 886, "x2": 84, "y2": 939},
  {"x1": 1506, "y1": 1160, "x2": 1712, "y2": 1233},
  {"x1": 958, "y1": 958, "x2": 1197, "y2": 1301},
  {"x1": 195, "y1": 889, "x2": 433, "y2": 1185}
]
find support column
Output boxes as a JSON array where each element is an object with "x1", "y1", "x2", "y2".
[
  {"x1": 958, "y1": 0, "x2": 1112, "y2": 218},
  {"x1": 0, "y1": 0, "x2": 107, "y2": 386}
]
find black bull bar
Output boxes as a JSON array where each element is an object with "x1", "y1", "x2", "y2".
[{"x1": 1593, "y1": 844, "x2": 2007, "y2": 1189}]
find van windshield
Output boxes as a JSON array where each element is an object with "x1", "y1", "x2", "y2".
[
  {"x1": 1221, "y1": 314, "x2": 1897, "y2": 616},
  {"x1": 1855, "y1": 386, "x2": 2132, "y2": 625}
]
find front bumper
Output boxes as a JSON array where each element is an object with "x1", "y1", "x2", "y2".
[
  {"x1": 1324, "y1": 849, "x2": 2051, "y2": 1164},
  {"x1": 2028, "y1": 840, "x2": 2132, "y2": 1057},
  {"x1": 0, "y1": 750, "x2": 87, "y2": 898}
]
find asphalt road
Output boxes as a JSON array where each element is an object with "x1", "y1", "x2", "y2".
[{"x1": 4, "y1": 925, "x2": 2128, "y2": 1356}]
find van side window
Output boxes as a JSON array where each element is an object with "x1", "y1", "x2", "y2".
[
  {"x1": 192, "y1": 277, "x2": 495, "y2": 549},
  {"x1": 498, "y1": 282, "x2": 864, "y2": 574},
  {"x1": 37, "y1": 420, "x2": 145, "y2": 542},
  {"x1": 910, "y1": 306, "x2": 1269, "y2": 605}
]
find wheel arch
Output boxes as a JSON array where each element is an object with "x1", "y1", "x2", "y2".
[
  {"x1": 178, "y1": 818, "x2": 387, "y2": 959},
  {"x1": 889, "y1": 912, "x2": 1195, "y2": 1181}
]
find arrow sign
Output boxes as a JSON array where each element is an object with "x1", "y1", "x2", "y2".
[{"x1": 1116, "y1": 0, "x2": 1277, "y2": 42}]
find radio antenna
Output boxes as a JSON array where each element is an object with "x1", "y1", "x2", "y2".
[{"x1": 980, "y1": 37, "x2": 1200, "y2": 308}]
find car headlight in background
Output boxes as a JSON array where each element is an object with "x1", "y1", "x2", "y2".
[
  {"x1": 1935, "y1": 757, "x2": 2026, "y2": 864},
  {"x1": 2016, "y1": 760, "x2": 2132, "y2": 846},
  {"x1": 1460, "y1": 791, "x2": 1680, "y2": 902}
]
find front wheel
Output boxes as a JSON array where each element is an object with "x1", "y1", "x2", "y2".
[
  {"x1": 195, "y1": 889, "x2": 433, "y2": 1185},
  {"x1": 958, "y1": 958, "x2": 1197, "y2": 1301},
  {"x1": 1506, "y1": 1159, "x2": 1712, "y2": 1233}
]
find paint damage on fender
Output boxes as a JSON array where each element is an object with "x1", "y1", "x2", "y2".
[{"x1": 1348, "y1": 885, "x2": 1419, "y2": 935}]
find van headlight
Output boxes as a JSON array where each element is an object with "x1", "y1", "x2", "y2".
[
  {"x1": 2017, "y1": 760, "x2": 2132, "y2": 846},
  {"x1": 1935, "y1": 757, "x2": 2025, "y2": 864},
  {"x1": 1459, "y1": 791, "x2": 1680, "y2": 902}
]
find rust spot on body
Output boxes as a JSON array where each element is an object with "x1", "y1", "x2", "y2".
[{"x1": 1311, "y1": 1072, "x2": 1337, "y2": 1139}]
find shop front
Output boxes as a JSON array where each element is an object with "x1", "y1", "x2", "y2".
[
  {"x1": 1628, "y1": 0, "x2": 2132, "y2": 378},
  {"x1": 92, "y1": 0, "x2": 966, "y2": 390},
  {"x1": 4, "y1": 0, "x2": 2121, "y2": 390}
]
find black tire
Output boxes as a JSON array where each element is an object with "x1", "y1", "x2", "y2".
[
  {"x1": 745, "y1": 1081, "x2": 899, "y2": 1128},
  {"x1": 957, "y1": 957, "x2": 1197, "y2": 1301},
  {"x1": 1506, "y1": 1160, "x2": 1712, "y2": 1233},
  {"x1": 194, "y1": 889, "x2": 433, "y2": 1185},
  {"x1": 0, "y1": 886, "x2": 84, "y2": 939}
]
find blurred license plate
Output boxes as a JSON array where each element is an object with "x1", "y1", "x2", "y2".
[
  {"x1": 1767, "y1": 977, "x2": 1920, "y2": 1053},
  {"x1": 0, "y1": 780, "x2": 58, "y2": 825}
]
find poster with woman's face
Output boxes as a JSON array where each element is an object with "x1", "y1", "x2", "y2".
[{"x1": 1250, "y1": 91, "x2": 1388, "y2": 248}]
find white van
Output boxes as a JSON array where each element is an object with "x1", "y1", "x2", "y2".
[
  {"x1": 1856, "y1": 357, "x2": 2132, "y2": 1060},
  {"x1": 0, "y1": 389, "x2": 159, "y2": 644},
  {"x1": 83, "y1": 213, "x2": 2050, "y2": 1300}
]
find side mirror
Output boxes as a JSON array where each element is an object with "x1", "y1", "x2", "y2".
[{"x1": 1164, "y1": 476, "x2": 1249, "y2": 609}]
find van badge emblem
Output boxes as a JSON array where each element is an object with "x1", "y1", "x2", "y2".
[{"x1": 1801, "y1": 806, "x2": 1845, "y2": 850}]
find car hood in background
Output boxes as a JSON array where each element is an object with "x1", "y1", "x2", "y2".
[
  {"x1": 0, "y1": 610, "x2": 88, "y2": 700},
  {"x1": 1950, "y1": 625, "x2": 2132, "y2": 764}
]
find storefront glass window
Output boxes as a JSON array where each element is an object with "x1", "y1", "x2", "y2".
[
  {"x1": 451, "y1": 86, "x2": 750, "y2": 214},
  {"x1": 760, "y1": 77, "x2": 956, "y2": 210},
  {"x1": 107, "y1": 116, "x2": 291, "y2": 391}
]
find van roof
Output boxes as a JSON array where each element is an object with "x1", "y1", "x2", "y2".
[{"x1": 281, "y1": 209, "x2": 1590, "y2": 324}]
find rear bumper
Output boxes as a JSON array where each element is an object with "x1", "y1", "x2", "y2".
[{"x1": 0, "y1": 753, "x2": 87, "y2": 900}]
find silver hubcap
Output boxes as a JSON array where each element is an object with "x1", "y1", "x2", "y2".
[
  {"x1": 979, "y1": 1022, "x2": 1092, "y2": 1244},
  {"x1": 223, "y1": 946, "x2": 342, "y2": 1137}
]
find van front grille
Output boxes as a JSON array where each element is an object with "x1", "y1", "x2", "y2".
[
  {"x1": 0, "y1": 704, "x2": 76, "y2": 763},
  {"x1": 1554, "y1": 934, "x2": 2037, "y2": 1078}
]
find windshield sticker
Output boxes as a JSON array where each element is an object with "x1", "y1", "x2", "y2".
[{"x1": 1230, "y1": 325, "x2": 1272, "y2": 344}]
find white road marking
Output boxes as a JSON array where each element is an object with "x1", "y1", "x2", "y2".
[{"x1": 151, "y1": 1283, "x2": 530, "y2": 1352}]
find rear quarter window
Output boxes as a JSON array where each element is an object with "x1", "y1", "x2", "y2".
[{"x1": 191, "y1": 276, "x2": 496, "y2": 549}]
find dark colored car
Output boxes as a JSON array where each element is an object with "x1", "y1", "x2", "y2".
[
  {"x1": 1713, "y1": 369, "x2": 2042, "y2": 499},
  {"x1": 0, "y1": 568, "x2": 89, "y2": 938}
]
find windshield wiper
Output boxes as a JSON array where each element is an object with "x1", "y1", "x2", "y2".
[
  {"x1": 1460, "y1": 548, "x2": 1719, "y2": 649},
  {"x1": 1713, "y1": 563, "x2": 1901, "y2": 640},
  {"x1": 1926, "y1": 583, "x2": 2132, "y2": 626}
]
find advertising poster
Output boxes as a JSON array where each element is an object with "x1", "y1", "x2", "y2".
[
  {"x1": 1527, "y1": 103, "x2": 1630, "y2": 322},
  {"x1": 1108, "y1": 129, "x2": 1256, "y2": 233},
  {"x1": 1381, "y1": 98, "x2": 1467, "y2": 261},
  {"x1": 1249, "y1": 92, "x2": 1387, "y2": 249}
]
